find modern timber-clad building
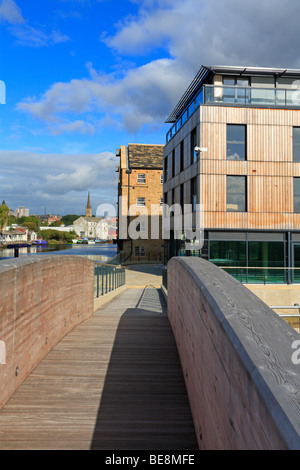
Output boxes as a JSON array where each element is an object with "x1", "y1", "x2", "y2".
[
  {"x1": 163, "y1": 65, "x2": 300, "y2": 283},
  {"x1": 115, "y1": 143, "x2": 164, "y2": 263}
]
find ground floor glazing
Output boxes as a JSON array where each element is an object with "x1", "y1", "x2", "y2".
[{"x1": 164, "y1": 230, "x2": 300, "y2": 284}]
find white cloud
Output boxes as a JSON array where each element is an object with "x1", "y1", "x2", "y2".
[
  {"x1": 11, "y1": 24, "x2": 70, "y2": 48},
  {"x1": 18, "y1": 58, "x2": 189, "y2": 134},
  {"x1": 105, "y1": 0, "x2": 300, "y2": 69},
  {"x1": 0, "y1": 0, "x2": 24, "y2": 24},
  {"x1": 1, "y1": 0, "x2": 70, "y2": 47},
  {"x1": 0, "y1": 150, "x2": 118, "y2": 214},
  {"x1": 16, "y1": 0, "x2": 300, "y2": 136}
]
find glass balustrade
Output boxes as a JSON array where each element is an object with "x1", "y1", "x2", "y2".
[{"x1": 166, "y1": 84, "x2": 300, "y2": 143}]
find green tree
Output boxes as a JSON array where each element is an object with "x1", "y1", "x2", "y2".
[
  {"x1": 38, "y1": 229, "x2": 77, "y2": 244},
  {"x1": 60, "y1": 214, "x2": 80, "y2": 225},
  {"x1": 0, "y1": 203, "x2": 9, "y2": 233},
  {"x1": 49, "y1": 220, "x2": 62, "y2": 227},
  {"x1": 20, "y1": 216, "x2": 40, "y2": 232}
]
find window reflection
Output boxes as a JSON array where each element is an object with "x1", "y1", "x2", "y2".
[
  {"x1": 227, "y1": 175, "x2": 246, "y2": 212},
  {"x1": 227, "y1": 125, "x2": 246, "y2": 160}
]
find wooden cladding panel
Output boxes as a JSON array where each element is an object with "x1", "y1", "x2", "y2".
[
  {"x1": 247, "y1": 124, "x2": 291, "y2": 162},
  {"x1": 200, "y1": 160, "x2": 226, "y2": 175},
  {"x1": 226, "y1": 160, "x2": 248, "y2": 175},
  {"x1": 248, "y1": 162, "x2": 293, "y2": 176},
  {"x1": 199, "y1": 105, "x2": 300, "y2": 230},
  {"x1": 201, "y1": 122, "x2": 226, "y2": 160},
  {"x1": 200, "y1": 174, "x2": 226, "y2": 212},
  {"x1": 248, "y1": 176, "x2": 293, "y2": 213},
  {"x1": 203, "y1": 212, "x2": 300, "y2": 230}
]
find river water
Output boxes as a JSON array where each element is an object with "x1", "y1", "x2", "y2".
[{"x1": 0, "y1": 243, "x2": 118, "y2": 264}]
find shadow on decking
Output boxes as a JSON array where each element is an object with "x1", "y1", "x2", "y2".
[{"x1": 90, "y1": 294, "x2": 198, "y2": 450}]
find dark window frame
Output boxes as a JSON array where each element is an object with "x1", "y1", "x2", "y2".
[
  {"x1": 191, "y1": 177, "x2": 197, "y2": 212},
  {"x1": 226, "y1": 175, "x2": 247, "y2": 212},
  {"x1": 190, "y1": 127, "x2": 197, "y2": 165},
  {"x1": 227, "y1": 124, "x2": 247, "y2": 161},
  {"x1": 294, "y1": 177, "x2": 300, "y2": 213},
  {"x1": 172, "y1": 149, "x2": 175, "y2": 177},
  {"x1": 180, "y1": 140, "x2": 184, "y2": 172},
  {"x1": 293, "y1": 127, "x2": 300, "y2": 163},
  {"x1": 164, "y1": 156, "x2": 168, "y2": 182}
]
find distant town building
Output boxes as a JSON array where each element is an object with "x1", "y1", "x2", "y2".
[
  {"x1": 47, "y1": 215, "x2": 61, "y2": 225},
  {"x1": 0, "y1": 228, "x2": 37, "y2": 244},
  {"x1": 107, "y1": 217, "x2": 117, "y2": 240},
  {"x1": 15, "y1": 207, "x2": 29, "y2": 218},
  {"x1": 115, "y1": 143, "x2": 164, "y2": 263},
  {"x1": 73, "y1": 216, "x2": 108, "y2": 239}
]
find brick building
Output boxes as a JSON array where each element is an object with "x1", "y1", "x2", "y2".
[{"x1": 115, "y1": 143, "x2": 164, "y2": 263}]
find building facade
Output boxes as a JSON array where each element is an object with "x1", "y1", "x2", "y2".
[
  {"x1": 115, "y1": 143, "x2": 164, "y2": 263},
  {"x1": 163, "y1": 65, "x2": 300, "y2": 283},
  {"x1": 73, "y1": 216, "x2": 108, "y2": 240},
  {"x1": 15, "y1": 207, "x2": 29, "y2": 218}
]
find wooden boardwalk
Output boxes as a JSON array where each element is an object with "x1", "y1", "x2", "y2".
[{"x1": 0, "y1": 286, "x2": 198, "y2": 450}]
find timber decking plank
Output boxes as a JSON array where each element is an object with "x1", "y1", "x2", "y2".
[{"x1": 0, "y1": 287, "x2": 198, "y2": 450}]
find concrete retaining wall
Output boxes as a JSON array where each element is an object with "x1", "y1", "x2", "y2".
[
  {"x1": 0, "y1": 255, "x2": 94, "y2": 409},
  {"x1": 168, "y1": 257, "x2": 300, "y2": 450}
]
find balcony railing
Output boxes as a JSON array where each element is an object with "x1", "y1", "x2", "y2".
[
  {"x1": 204, "y1": 84, "x2": 300, "y2": 107},
  {"x1": 166, "y1": 84, "x2": 300, "y2": 143}
]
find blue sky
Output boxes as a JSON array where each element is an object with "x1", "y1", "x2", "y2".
[{"x1": 1, "y1": 0, "x2": 300, "y2": 215}]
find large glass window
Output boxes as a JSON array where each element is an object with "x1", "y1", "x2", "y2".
[
  {"x1": 294, "y1": 177, "x2": 300, "y2": 212},
  {"x1": 248, "y1": 241, "x2": 285, "y2": 283},
  {"x1": 209, "y1": 238, "x2": 285, "y2": 283},
  {"x1": 223, "y1": 77, "x2": 250, "y2": 103},
  {"x1": 293, "y1": 127, "x2": 300, "y2": 162},
  {"x1": 210, "y1": 240, "x2": 246, "y2": 267},
  {"x1": 227, "y1": 125, "x2": 246, "y2": 160},
  {"x1": 227, "y1": 176, "x2": 246, "y2": 212}
]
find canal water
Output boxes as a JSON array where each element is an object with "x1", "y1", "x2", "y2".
[{"x1": 0, "y1": 243, "x2": 118, "y2": 264}]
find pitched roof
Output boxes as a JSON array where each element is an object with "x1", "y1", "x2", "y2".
[
  {"x1": 128, "y1": 143, "x2": 163, "y2": 170},
  {"x1": 74, "y1": 216, "x2": 104, "y2": 223}
]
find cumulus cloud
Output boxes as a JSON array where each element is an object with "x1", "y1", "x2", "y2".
[
  {"x1": 17, "y1": 58, "x2": 188, "y2": 133},
  {"x1": 106, "y1": 0, "x2": 300, "y2": 69},
  {"x1": 0, "y1": 0, "x2": 24, "y2": 24},
  {"x1": 16, "y1": 0, "x2": 300, "y2": 135},
  {"x1": 0, "y1": 150, "x2": 118, "y2": 214}
]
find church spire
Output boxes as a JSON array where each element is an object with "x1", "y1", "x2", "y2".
[{"x1": 85, "y1": 192, "x2": 92, "y2": 217}]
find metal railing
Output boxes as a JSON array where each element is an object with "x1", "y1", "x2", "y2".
[
  {"x1": 162, "y1": 266, "x2": 168, "y2": 289},
  {"x1": 204, "y1": 84, "x2": 300, "y2": 107},
  {"x1": 270, "y1": 305, "x2": 300, "y2": 318},
  {"x1": 166, "y1": 83, "x2": 300, "y2": 143},
  {"x1": 218, "y1": 266, "x2": 300, "y2": 285},
  {"x1": 94, "y1": 263, "x2": 126, "y2": 297}
]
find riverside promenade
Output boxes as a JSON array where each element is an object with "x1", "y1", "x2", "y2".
[{"x1": 0, "y1": 264, "x2": 198, "y2": 450}]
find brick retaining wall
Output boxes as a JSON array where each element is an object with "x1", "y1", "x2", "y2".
[{"x1": 0, "y1": 255, "x2": 94, "y2": 409}]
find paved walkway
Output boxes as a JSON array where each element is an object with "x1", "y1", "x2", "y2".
[{"x1": 0, "y1": 265, "x2": 198, "y2": 450}]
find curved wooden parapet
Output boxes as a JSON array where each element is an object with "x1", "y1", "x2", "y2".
[
  {"x1": 0, "y1": 255, "x2": 94, "y2": 409},
  {"x1": 167, "y1": 257, "x2": 300, "y2": 450}
]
